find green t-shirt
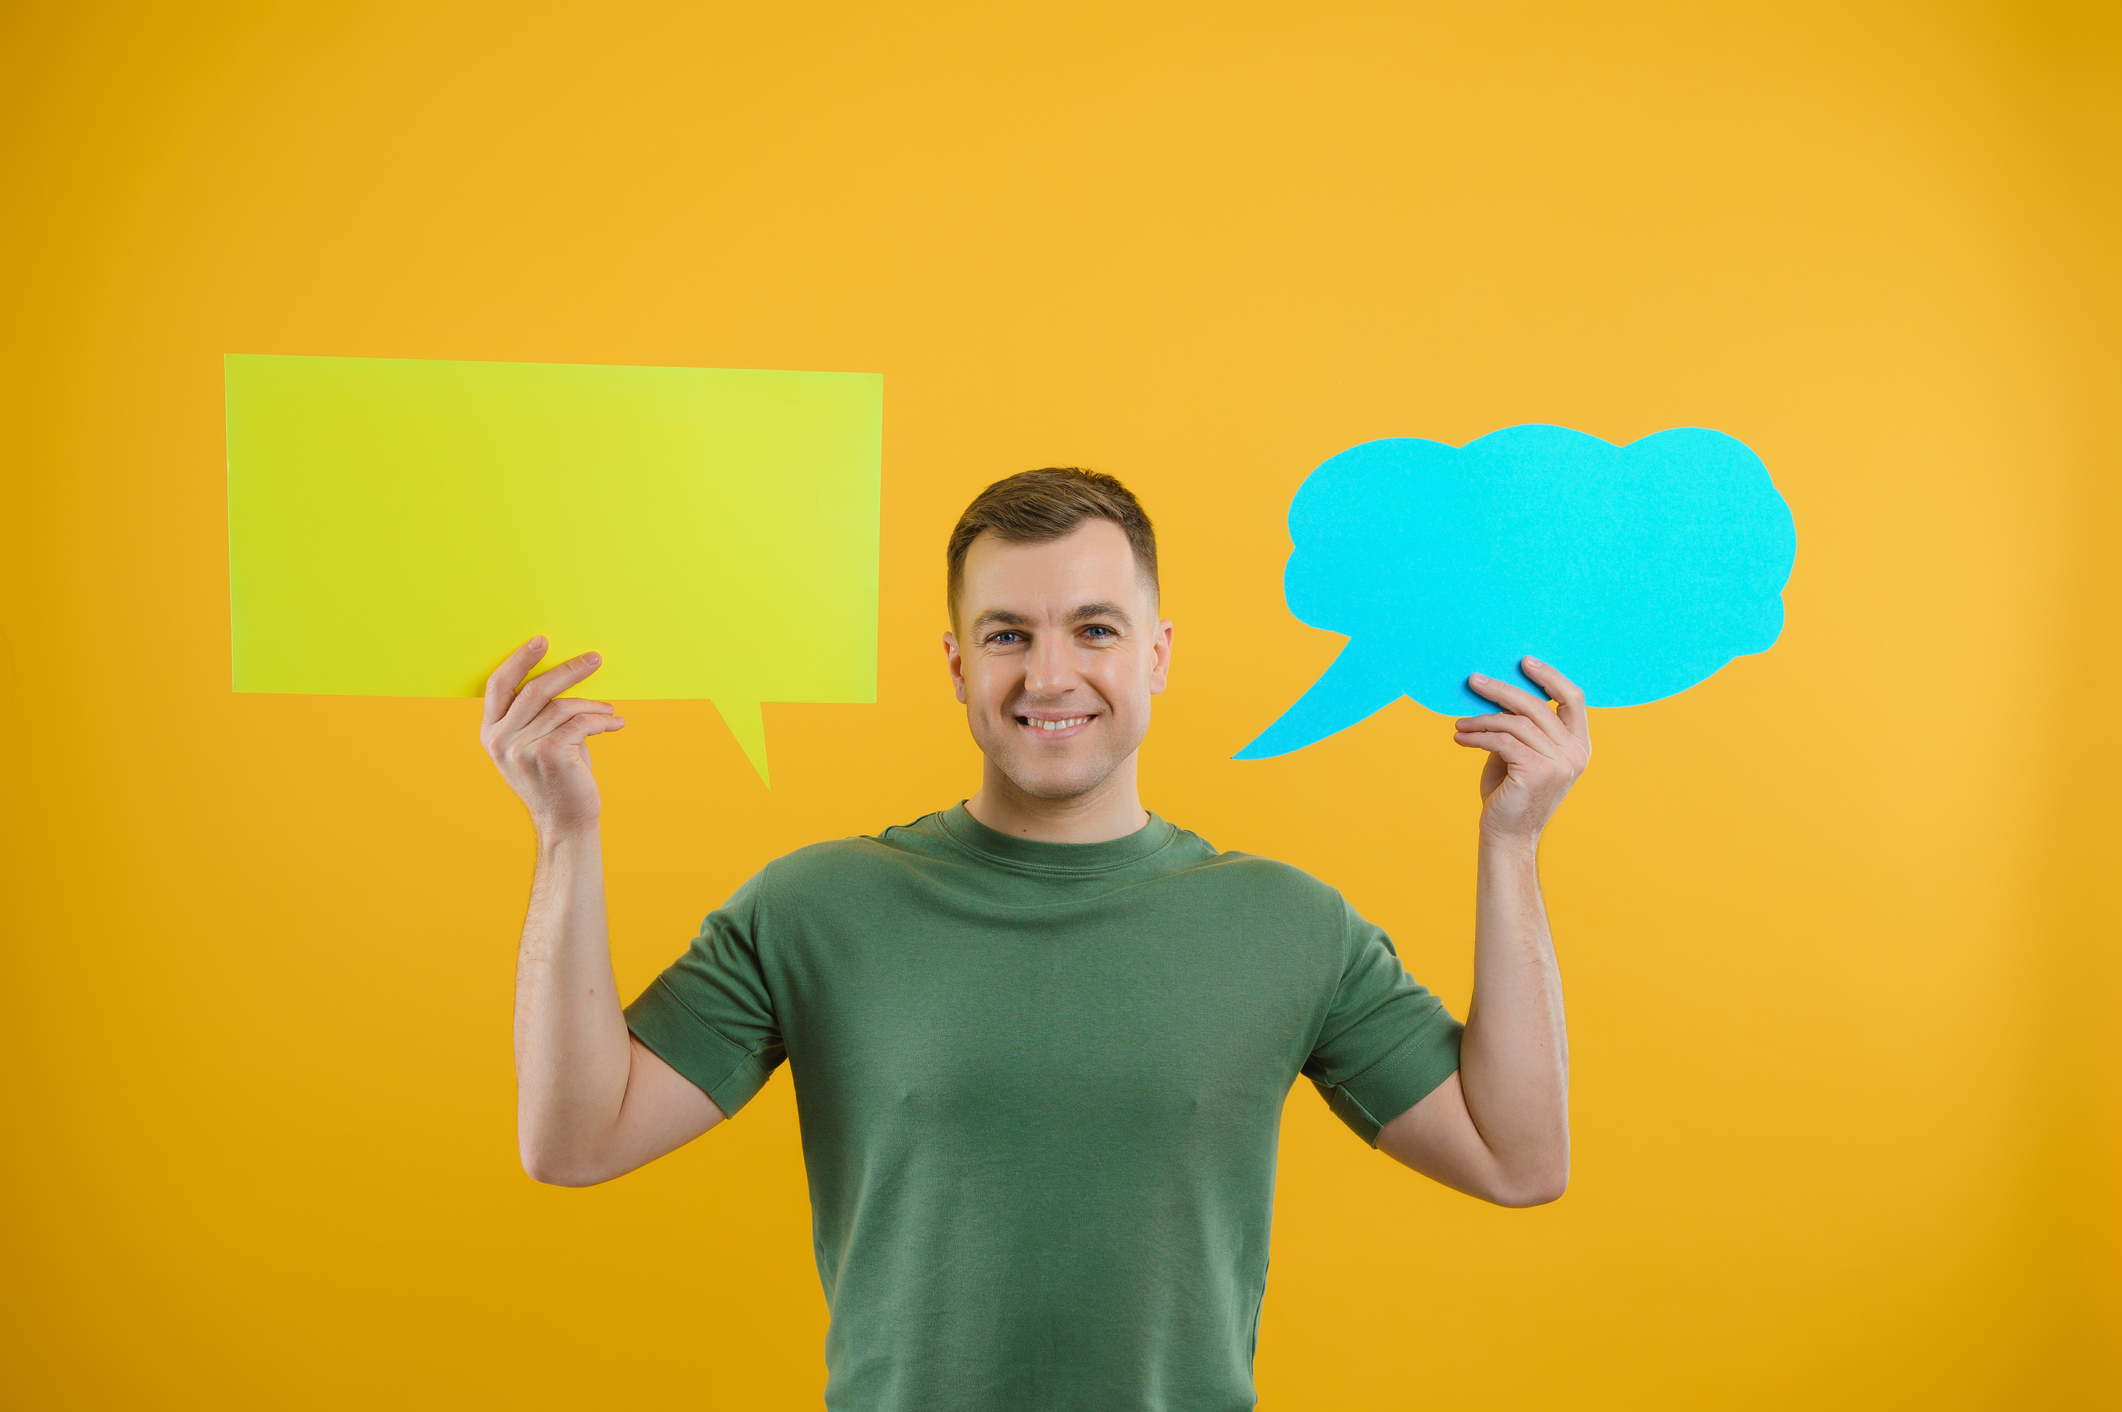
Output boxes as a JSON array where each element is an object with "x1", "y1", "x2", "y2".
[{"x1": 625, "y1": 805, "x2": 1462, "y2": 1411}]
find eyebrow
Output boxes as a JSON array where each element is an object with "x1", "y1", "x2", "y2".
[{"x1": 1069, "y1": 601, "x2": 1133, "y2": 626}]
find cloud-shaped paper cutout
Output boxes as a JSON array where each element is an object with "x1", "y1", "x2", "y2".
[{"x1": 1235, "y1": 424, "x2": 1796, "y2": 760}]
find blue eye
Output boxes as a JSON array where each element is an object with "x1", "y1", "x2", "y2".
[{"x1": 990, "y1": 631, "x2": 1023, "y2": 644}]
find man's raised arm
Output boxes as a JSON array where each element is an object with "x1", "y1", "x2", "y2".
[
  {"x1": 481, "y1": 638, "x2": 724, "y2": 1187},
  {"x1": 1375, "y1": 658, "x2": 1587, "y2": 1208}
]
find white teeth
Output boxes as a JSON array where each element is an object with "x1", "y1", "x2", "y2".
[{"x1": 1030, "y1": 717, "x2": 1089, "y2": 731}]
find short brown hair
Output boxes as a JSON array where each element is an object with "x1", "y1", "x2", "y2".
[{"x1": 946, "y1": 468, "x2": 1159, "y2": 621}]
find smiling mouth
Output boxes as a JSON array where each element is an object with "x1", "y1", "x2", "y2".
[{"x1": 1018, "y1": 715, "x2": 1093, "y2": 732}]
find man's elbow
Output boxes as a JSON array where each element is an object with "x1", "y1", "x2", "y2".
[
  {"x1": 1487, "y1": 1155, "x2": 1570, "y2": 1208},
  {"x1": 1490, "y1": 1174, "x2": 1567, "y2": 1208},
  {"x1": 519, "y1": 1137, "x2": 616, "y2": 1189},
  {"x1": 522, "y1": 1159, "x2": 600, "y2": 1189}
]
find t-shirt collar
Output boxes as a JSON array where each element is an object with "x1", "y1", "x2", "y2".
[{"x1": 938, "y1": 802, "x2": 1180, "y2": 874}]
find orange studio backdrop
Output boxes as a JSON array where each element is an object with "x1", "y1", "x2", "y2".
[{"x1": 3, "y1": 3, "x2": 2118, "y2": 1407}]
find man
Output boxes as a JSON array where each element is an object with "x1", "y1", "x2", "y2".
[{"x1": 482, "y1": 468, "x2": 1587, "y2": 1410}]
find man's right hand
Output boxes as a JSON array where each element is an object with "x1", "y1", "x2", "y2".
[
  {"x1": 480, "y1": 637, "x2": 626, "y2": 837},
  {"x1": 485, "y1": 637, "x2": 719, "y2": 1185}
]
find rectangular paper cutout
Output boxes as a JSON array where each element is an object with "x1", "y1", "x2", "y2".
[{"x1": 226, "y1": 354, "x2": 883, "y2": 782}]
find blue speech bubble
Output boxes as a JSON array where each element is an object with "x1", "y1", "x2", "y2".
[{"x1": 1234, "y1": 424, "x2": 1796, "y2": 760}]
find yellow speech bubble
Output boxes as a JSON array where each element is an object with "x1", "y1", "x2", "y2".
[{"x1": 225, "y1": 354, "x2": 881, "y2": 784}]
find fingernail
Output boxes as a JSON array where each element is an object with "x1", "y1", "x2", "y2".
[
  {"x1": 1525, "y1": 656, "x2": 1545, "y2": 667},
  {"x1": 1469, "y1": 674, "x2": 1489, "y2": 683},
  {"x1": 530, "y1": 635, "x2": 546, "y2": 648},
  {"x1": 584, "y1": 652, "x2": 601, "y2": 665}
]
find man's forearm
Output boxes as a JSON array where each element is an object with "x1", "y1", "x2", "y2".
[
  {"x1": 513, "y1": 825, "x2": 632, "y2": 1182},
  {"x1": 1458, "y1": 838, "x2": 1570, "y2": 1201}
]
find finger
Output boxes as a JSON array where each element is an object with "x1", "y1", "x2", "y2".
[
  {"x1": 483, "y1": 637, "x2": 549, "y2": 728},
  {"x1": 520, "y1": 696, "x2": 617, "y2": 744},
  {"x1": 1452, "y1": 730, "x2": 1543, "y2": 769},
  {"x1": 1452, "y1": 713, "x2": 1564, "y2": 759},
  {"x1": 501, "y1": 651, "x2": 605, "y2": 732},
  {"x1": 1464, "y1": 673, "x2": 1570, "y2": 748},
  {"x1": 547, "y1": 710, "x2": 626, "y2": 746},
  {"x1": 1519, "y1": 657, "x2": 1590, "y2": 746}
]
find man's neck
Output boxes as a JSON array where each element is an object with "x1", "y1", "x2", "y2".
[{"x1": 964, "y1": 759, "x2": 1149, "y2": 844}]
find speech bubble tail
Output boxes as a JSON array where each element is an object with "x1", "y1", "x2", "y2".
[
  {"x1": 716, "y1": 699, "x2": 771, "y2": 786},
  {"x1": 1234, "y1": 642, "x2": 1405, "y2": 760}
]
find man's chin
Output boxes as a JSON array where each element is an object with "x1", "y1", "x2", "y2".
[{"x1": 996, "y1": 753, "x2": 1125, "y2": 805}]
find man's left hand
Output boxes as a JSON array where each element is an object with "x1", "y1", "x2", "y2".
[{"x1": 1453, "y1": 658, "x2": 1592, "y2": 848}]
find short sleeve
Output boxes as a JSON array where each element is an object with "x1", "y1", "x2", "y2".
[
  {"x1": 1302, "y1": 901, "x2": 1464, "y2": 1146},
  {"x1": 623, "y1": 865, "x2": 787, "y2": 1118}
]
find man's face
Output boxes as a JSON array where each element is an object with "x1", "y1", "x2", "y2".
[{"x1": 944, "y1": 519, "x2": 1174, "y2": 803}]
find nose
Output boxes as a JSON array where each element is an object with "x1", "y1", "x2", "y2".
[{"x1": 1022, "y1": 631, "x2": 1080, "y2": 699}]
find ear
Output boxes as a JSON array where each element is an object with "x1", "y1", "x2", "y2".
[
  {"x1": 1148, "y1": 618, "x2": 1174, "y2": 696},
  {"x1": 942, "y1": 631, "x2": 968, "y2": 705}
]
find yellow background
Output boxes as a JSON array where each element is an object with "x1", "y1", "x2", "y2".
[{"x1": 4, "y1": 3, "x2": 2116, "y2": 1407}]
